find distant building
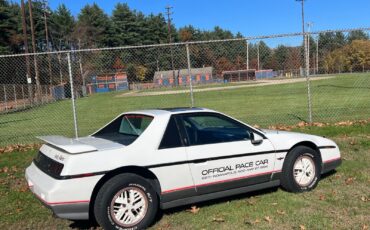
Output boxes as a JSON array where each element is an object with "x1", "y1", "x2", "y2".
[
  {"x1": 255, "y1": 69, "x2": 278, "y2": 79},
  {"x1": 153, "y1": 67, "x2": 213, "y2": 86},
  {"x1": 86, "y1": 72, "x2": 129, "y2": 94},
  {"x1": 222, "y1": 69, "x2": 256, "y2": 82},
  {"x1": 222, "y1": 69, "x2": 278, "y2": 82}
]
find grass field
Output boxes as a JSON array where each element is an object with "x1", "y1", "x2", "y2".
[
  {"x1": 0, "y1": 123, "x2": 369, "y2": 229},
  {"x1": 0, "y1": 73, "x2": 369, "y2": 146}
]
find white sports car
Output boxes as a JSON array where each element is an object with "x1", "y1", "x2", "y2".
[{"x1": 25, "y1": 108, "x2": 341, "y2": 229}]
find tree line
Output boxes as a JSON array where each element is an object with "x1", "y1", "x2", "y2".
[{"x1": 0, "y1": 0, "x2": 369, "y2": 85}]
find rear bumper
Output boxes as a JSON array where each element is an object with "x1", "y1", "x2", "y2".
[
  {"x1": 31, "y1": 191, "x2": 89, "y2": 220},
  {"x1": 25, "y1": 162, "x2": 102, "y2": 220}
]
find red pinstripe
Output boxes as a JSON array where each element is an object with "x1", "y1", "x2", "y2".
[{"x1": 323, "y1": 157, "x2": 341, "y2": 164}]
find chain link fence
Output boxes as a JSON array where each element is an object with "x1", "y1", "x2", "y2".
[{"x1": 0, "y1": 28, "x2": 369, "y2": 146}]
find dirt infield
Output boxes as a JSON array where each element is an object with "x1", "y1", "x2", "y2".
[{"x1": 117, "y1": 76, "x2": 334, "y2": 97}]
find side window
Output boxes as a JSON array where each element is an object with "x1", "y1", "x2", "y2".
[
  {"x1": 183, "y1": 114, "x2": 251, "y2": 145},
  {"x1": 159, "y1": 116, "x2": 183, "y2": 149}
]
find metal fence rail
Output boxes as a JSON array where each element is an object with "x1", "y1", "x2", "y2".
[{"x1": 0, "y1": 28, "x2": 369, "y2": 146}]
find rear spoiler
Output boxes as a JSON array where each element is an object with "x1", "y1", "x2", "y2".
[{"x1": 37, "y1": 136, "x2": 98, "y2": 154}]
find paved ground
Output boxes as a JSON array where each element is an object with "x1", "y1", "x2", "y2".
[{"x1": 118, "y1": 76, "x2": 334, "y2": 97}]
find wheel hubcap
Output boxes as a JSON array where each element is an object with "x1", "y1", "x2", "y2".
[
  {"x1": 293, "y1": 155, "x2": 316, "y2": 187},
  {"x1": 110, "y1": 187, "x2": 148, "y2": 227}
]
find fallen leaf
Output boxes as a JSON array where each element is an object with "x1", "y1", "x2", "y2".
[
  {"x1": 244, "y1": 220, "x2": 253, "y2": 226},
  {"x1": 264, "y1": 216, "x2": 272, "y2": 223},
  {"x1": 246, "y1": 199, "x2": 256, "y2": 206},
  {"x1": 299, "y1": 225, "x2": 306, "y2": 230},
  {"x1": 360, "y1": 196, "x2": 368, "y2": 202},
  {"x1": 188, "y1": 205, "x2": 200, "y2": 214},
  {"x1": 276, "y1": 209, "x2": 286, "y2": 215},
  {"x1": 271, "y1": 202, "x2": 278, "y2": 206},
  {"x1": 212, "y1": 216, "x2": 225, "y2": 223},
  {"x1": 362, "y1": 224, "x2": 369, "y2": 230},
  {"x1": 1, "y1": 167, "x2": 9, "y2": 173},
  {"x1": 345, "y1": 177, "x2": 355, "y2": 185},
  {"x1": 319, "y1": 194, "x2": 326, "y2": 201}
]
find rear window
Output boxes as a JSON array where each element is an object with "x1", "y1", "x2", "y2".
[
  {"x1": 119, "y1": 115, "x2": 153, "y2": 136},
  {"x1": 93, "y1": 114, "x2": 153, "y2": 145}
]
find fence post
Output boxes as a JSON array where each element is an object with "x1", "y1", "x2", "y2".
[
  {"x1": 40, "y1": 84, "x2": 44, "y2": 104},
  {"x1": 13, "y1": 84, "x2": 17, "y2": 109},
  {"x1": 67, "y1": 52, "x2": 79, "y2": 139},
  {"x1": 186, "y1": 43, "x2": 194, "y2": 107},
  {"x1": 304, "y1": 33, "x2": 313, "y2": 123},
  {"x1": 246, "y1": 39, "x2": 249, "y2": 71},
  {"x1": 22, "y1": 85, "x2": 26, "y2": 108},
  {"x1": 3, "y1": 85, "x2": 7, "y2": 113}
]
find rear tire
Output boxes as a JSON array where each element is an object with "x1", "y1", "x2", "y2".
[
  {"x1": 94, "y1": 173, "x2": 158, "y2": 230},
  {"x1": 281, "y1": 146, "x2": 321, "y2": 193}
]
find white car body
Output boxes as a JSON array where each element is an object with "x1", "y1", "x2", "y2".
[{"x1": 25, "y1": 108, "x2": 341, "y2": 220}]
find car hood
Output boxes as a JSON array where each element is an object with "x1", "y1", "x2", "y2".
[
  {"x1": 37, "y1": 135, "x2": 124, "y2": 154},
  {"x1": 261, "y1": 129, "x2": 336, "y2": 150}
]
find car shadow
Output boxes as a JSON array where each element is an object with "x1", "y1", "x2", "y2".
[
  {"x1": 320, "y1": 169, "x2": 337, "y2": 180},
  {"x1": 69, "y1": 220, "x2": 100, "y2": 229},
  {"x1": 154, "y1": 186, "x2": 279, "y2": 223},
  {"x1": 317, "y1": 84, "x2": 370, "y2": 90}
]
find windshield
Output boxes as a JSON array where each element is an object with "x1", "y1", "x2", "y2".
[{"x1": 93, "y1": 114, "x2": 153, "y2": 145}]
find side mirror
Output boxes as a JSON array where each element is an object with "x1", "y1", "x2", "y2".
[{"x1": 250, "y1": 132, "x2": 263, "y2": 145}]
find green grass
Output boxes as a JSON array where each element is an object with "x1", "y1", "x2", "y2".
[
  {"x1": 0, "y1": 73, "x2": 369, "y2": 146},
  {"x1": 0, "y1": 123, "x2": 369, "y2": 229}
]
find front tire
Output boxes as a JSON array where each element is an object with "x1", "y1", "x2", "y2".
[
  {"x1": 281, "y1": 146, "x2": 321, "y2": 192},
  {"x1": 94, "y1": 173, "x2": 158, "y2": 230}
]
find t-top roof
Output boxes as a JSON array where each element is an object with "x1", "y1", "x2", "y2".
[{"x1": 159, "y1": 107, "x2": 206, "y2": 112}]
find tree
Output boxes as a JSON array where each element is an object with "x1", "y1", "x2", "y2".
[
  {"x1": 111, "y1": 3, "x2": 140, "y2": 46},
  {"x1": 347, "y1": 30, "x2": 369, "y2": 43},
  {"x1": 50, "y1": 4, "x2": 75, "y2": 50},
  {"x1": 144, "y1": 13, "x2": 167, "y2": 44},
  {"x1": 273, "y1": 45, "x2": 289, "y2": 70},
  {"x1": 323, "y1": 40, "x2": 370, "y2": 73},
  {"x1": 258, "y1": 41, "x2": 271, "y2": 69},
  {"x1": 74, "y1": 3, "x2": 112, "y2": 48},
  {"x1": 179, "y1": 25, "x2": 197, "y2": 42},
  {"x1": 0, "y1": 0, "x2": 22, "y2": 54}
]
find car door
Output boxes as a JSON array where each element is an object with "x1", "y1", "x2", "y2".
[
  {"x1": 150, "y1": 115, "x2": 196, "y2": 203},
  {"x1": 179, "y1": 112, "x2": 277, "y2": 195}
]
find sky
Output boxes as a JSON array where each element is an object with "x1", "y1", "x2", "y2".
[{"x1": 46, "y1": 0, "x2": 370, "y2": 46}]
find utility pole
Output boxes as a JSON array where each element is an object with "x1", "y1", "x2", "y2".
[
  {"x1": 296, "y1": 0, "x2": 312, "y2": 123},
  {"x1": 42, "y1": 0, "x2": 53, "y2": 85},
  {"x1": 28, "y1": 0, "x2": 41, "y2": 101},
  {"x1": 165, "y1": 5, "x2": 177, "y2": 86},
  {"x1": 20, "y1": 0, "x2": 33, "y2": 104}
]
